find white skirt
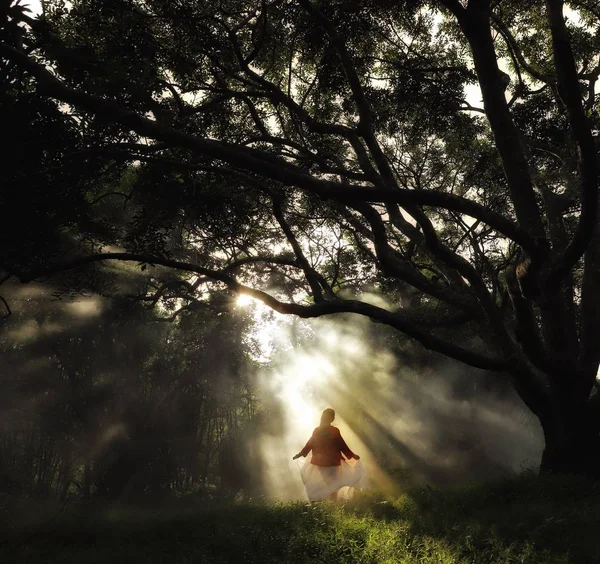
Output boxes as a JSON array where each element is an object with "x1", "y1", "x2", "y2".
[{"x1": 298, "y1": 457, "x2": 367, "y2": 501}]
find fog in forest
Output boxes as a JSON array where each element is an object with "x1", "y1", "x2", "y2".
[
  {"x1": 245, "y1": 300, "x2": 544, "y2": 500},
  {"x1": 0, "y1": 279, "x2": 543, "y2": 503}
]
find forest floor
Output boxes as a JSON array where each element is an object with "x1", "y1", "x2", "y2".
[{"x1": 1, "y1": 472, "x2": 600, "y2": 563}]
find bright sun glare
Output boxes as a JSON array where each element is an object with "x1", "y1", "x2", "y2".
[{"x1": 235, "y1": 293, "x2": 255, "y2": 307}]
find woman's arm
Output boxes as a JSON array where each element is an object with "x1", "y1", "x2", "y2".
[
  {"x1": 338, "y1": 431, "x2": 360, "y2": 460},
  {"x1": 293, "y1": 430, "x2": 315, "y2": 459}
]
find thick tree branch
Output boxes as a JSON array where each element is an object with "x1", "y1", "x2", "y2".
[
  {"x1": 458, "y1": 8, "x2": 548, "y2": 250},
  {"x1": 21, "y1": 251, "x2": 548, "y2": 420},
  {"x1": 222, "y1": 255, "x2": 299, "y2": 273},
  {"x1": 579, "y1": 198, "x2": 600, "y2": 397},
  {"x1": 436, "y1": 0, "x2": 466, "y2": 18},
  {"x1": 18, "y1": 252, "x2": 508, "y2": 371},
  {"x1": 506, "y1": 266, "x2": 548, "y2": 372},
  {"x1": 0, "y1": 44, "x2": 538, "y2": 254},
  {"x1": 545, "y1": 0, "x2": 599, "y2": 285},
  {"x1": 0, "y1": 296, "x2": 11, "y2": 320},
  {"x1": 408, "y1": 201, "x2": 520, "y2": 360},
  {"x1": 343, "y1": 202, "x2": 478, "y2": 313},
  {"x1": 387, "y1": 203, "x2": 471, "y2": 293}
]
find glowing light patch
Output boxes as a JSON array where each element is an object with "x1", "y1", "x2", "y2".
[
  {"x1": 23, "y1": 1, "x2": 42, "y2": 16},
  {"x1": 236, "y1": 293, "x2": 255, "y2": 307},
  {"x1": 67, "y1": 298, "x2": 102, "y2": 317}
]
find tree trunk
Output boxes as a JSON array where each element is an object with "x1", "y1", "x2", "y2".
[{"x1": 540, "y1": 402, "x2": 600, "y2": 477}]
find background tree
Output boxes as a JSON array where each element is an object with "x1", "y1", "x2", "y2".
[{"x1": 1, "y1": 0, "x2": 599, "y2": 475}]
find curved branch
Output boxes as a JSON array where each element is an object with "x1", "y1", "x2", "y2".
[
  {"x1": 386, "y1": 203, "x2": 472, "y2": 293},
  {"x1": 18, "y1": 251, "x2": 507, "y2": 371},
  {"x1": 491, "y1": 14, "x2": 555, "y2": 85},
  {"x1": 222, "y1": 255, "x2": 299, "y2": 272},
  {"x1": 460, "y1": 9, "x2": 547, "y2": 246},
  {"x1": 335, "y1": 204, "x2": 471, "y2": 310},
  {"x1": 346, "y1": 201, "x2": 478, "y2": 313},
  {"x1": 0, "y1": 296, "x2": 11, "y2": 320},
  {"x1": 89, "y1": 191, "x2": 132, "y2": 206}
]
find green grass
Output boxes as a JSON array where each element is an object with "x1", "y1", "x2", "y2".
[{"x1": 2, "y1": 472, "x2": 600, "y2": 563}]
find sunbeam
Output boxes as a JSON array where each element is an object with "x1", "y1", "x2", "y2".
[{"x1": 250, "y1": 313, "x2": 543, "y2": 500}]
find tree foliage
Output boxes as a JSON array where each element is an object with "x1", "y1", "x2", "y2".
[{"x1": 1, "y1": 0, "x2": 599, "y2": 474}]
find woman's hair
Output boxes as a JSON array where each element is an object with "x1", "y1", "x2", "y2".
[{"x1": 320, "y1": 408, "x2": 335, "y2": 426}]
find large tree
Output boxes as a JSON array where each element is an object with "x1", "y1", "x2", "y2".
[{"x1": 1, "y1": 0, "x2": 599, "y2": 475}]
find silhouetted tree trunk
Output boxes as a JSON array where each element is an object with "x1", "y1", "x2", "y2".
[
  {"x1": 540, "y1": 406, "x2": 600, "y2": 476},
  {"x1": 83, "y1": 460, "x2": 91, "y2": 500}
]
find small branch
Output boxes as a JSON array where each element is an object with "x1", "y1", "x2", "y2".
[
  {"x1": 0, "y1": 296, "x2": 11, "y2": 320},
  {"x1": 222, "y1": 255, "x2": 299, "y2": 272},
  {"x1": 523, "y1": 137, "x2": 567, "y2": 162},
  {"x1": 89, "y1": 191, "x2": 132, "y2": 206},
  {"x1": 272, "y1": 194, "x2": 331, "y2": 301},
  {"x1": 159, "y1": 80, "x2": 186, "y2": 116},
  {"x1": 459, "y1": 101, "x2": 486, "y2": 114}
]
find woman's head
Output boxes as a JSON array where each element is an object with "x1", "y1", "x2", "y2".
[{"x1": 320, "y1": 408, "x2": 335, "y2": 426}]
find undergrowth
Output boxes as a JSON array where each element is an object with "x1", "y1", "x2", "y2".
[{"x1": 1, "y1": 472, "x2": 599, "y2": 563}]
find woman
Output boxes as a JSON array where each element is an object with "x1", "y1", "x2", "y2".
[{"x1": 293, "y1": 408, "x2": 364, "y2": 501}]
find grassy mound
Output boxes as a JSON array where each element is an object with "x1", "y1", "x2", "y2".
[{"x1": 1, "y1": 472, "x2": 599, "y2": 563}]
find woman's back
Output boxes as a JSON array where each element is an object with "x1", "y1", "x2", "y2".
[{"x1": 306, "y1": 425, "x2": 354, "y2": 466}]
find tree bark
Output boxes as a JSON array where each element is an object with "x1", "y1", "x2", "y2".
[
  {"x1": 540, "y1": 400, "x2": 600, "y2": 476},
  {"x1": 459, "y1": 7, "x2": 546, "y2": 248}
]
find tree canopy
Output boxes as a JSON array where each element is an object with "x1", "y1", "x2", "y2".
[{"x1": 1, "y1": 0, "x2": 599, "y2": 474}]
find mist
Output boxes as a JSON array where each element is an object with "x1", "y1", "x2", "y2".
[
  {"x1": 246, "y1": 306, "x2": 543, "y2": 500},
  {"x1": 0, "y1": 279, "x2": 544, "y2": 504}
]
